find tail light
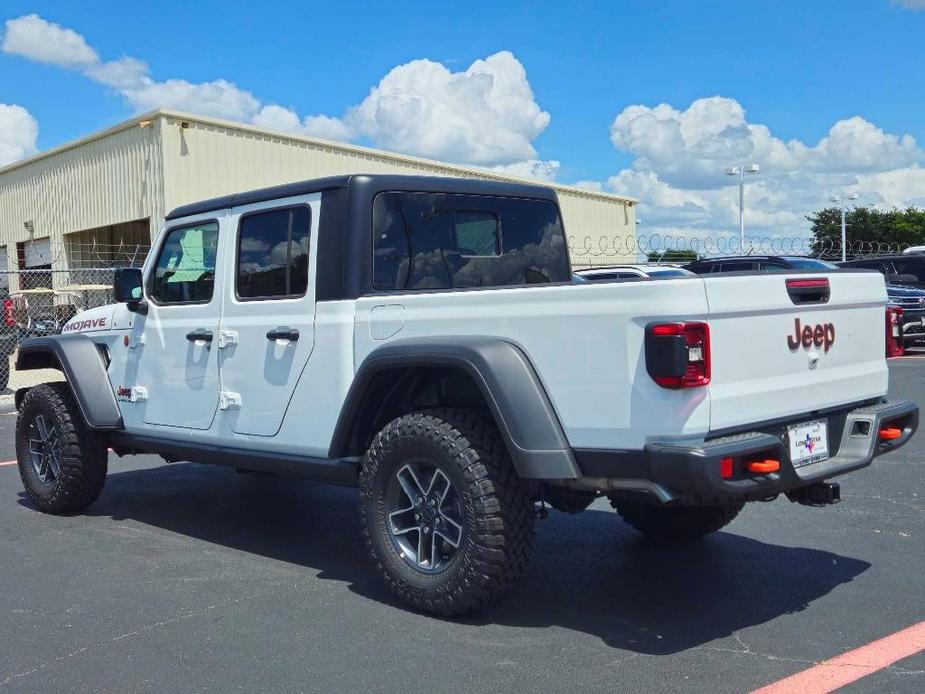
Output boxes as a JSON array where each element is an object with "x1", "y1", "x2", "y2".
[
  {"x1": 886, "y1": 305, "x2": 904, "y2": 358},
  {"x1": 645, "y1": 322, "x2": 710, "y2": 388},
  {"x1": 2, "y1": 298, "x2": 14, "y2": 328}
]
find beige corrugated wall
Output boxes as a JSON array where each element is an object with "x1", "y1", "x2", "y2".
[
  {"x1": 0, "y1": 109, "x2": 635, "y2": 268},
  {"x1": 0, "y1": 121, "x2": 164, "y2": 271},
  {"x1": 157, "y1": 113, "x2": 635, "y2": 262}
]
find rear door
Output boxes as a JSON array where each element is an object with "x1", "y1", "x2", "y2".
[
  {"x1": 217, "y1": 194, "x2": 319, "y2": 436},
  {"x1": 703, "y1": 271, "x2": 888, "y2": 432}
]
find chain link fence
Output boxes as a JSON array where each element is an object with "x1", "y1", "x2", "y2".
[{"x1": 1, "y1": 243, "x2": 149, "y2": 393}]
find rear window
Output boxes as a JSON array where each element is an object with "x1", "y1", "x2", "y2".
[
  {"x1": 372, "y1": 192, "x2": 570, "y2": 290},
  {"x1": 843, "y1": 259, "x2": 890, "y2": 274},
  {"x1": 782, "y1": 258, "x2": 838, "y2": 270},
  {"x1": 890, "y1": 258, "x2": 925, "y2": 281},
  {"x1": 645, "y1": 268, "x2": 690, "y2": 278}
]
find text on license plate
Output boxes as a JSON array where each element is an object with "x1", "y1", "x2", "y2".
[{"x1": 788, "y1": 419, "x2": 829, "y2": 466}]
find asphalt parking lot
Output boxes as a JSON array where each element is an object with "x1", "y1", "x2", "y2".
[{"x1": 1, "y1": 360, "x2": 924, "y2": 693}]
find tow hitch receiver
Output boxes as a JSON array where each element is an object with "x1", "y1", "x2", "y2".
[{"x1": 787, "y1": 481, "x2": 841, "y2": 507}]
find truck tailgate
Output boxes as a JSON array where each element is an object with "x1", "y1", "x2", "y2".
[{"x1": 704, "y1": 271, "x2": 888, "y2": 432}]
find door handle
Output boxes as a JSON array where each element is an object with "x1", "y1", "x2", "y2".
[
  {"x1": 266, "y1": 327, "x2": 300, "y2": 342},
  {"x1": 186, "y1": 329, "x2": 214, "y2": 343}
]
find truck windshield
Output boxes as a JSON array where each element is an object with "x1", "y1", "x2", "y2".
[{"x1": 372, "y1": 192, "x2": 571, "y2": 291}]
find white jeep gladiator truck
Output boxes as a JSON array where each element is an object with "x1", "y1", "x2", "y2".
[{"x1": 14, "y1": 174, "x2": 918, "y2": 616}]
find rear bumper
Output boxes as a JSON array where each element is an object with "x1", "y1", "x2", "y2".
[{"x1": 573, "y1": 399, "x2": 918, "y2": 504}]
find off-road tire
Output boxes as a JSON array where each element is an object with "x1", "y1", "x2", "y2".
[
  {"x1": 16, "y1": 383, "x2": 108, "y2": 514},
  {"x1": 611, "y1": 498, "x2": 744, "y2": 542},
  {"x1": 359, "y1": 409, "x2": 535, "y2": 616}
]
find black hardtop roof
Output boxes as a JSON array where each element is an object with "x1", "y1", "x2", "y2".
[{"x1": 165, "y1": 173, "x2": 559, "y2": 221}]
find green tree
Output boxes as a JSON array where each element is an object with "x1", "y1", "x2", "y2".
[{"x1": 808, "y1": 207, "x2": 925, "y2": 258}]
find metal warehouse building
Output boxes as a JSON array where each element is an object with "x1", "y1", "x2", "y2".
[{"x1": 0, "y1": 108, "x2": 636, "y2": 282}]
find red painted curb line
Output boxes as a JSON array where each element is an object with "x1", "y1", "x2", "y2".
[{"x1": 752, "y1": 620, "x2": 925, "y2": 693}]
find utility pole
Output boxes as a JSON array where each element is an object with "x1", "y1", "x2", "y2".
[
  {"x1": 725, "y1": 164, "x2": 760, "y2": 248},
  {"x1": 829, "y1": 193, "x2": 860, "y2": 262}
]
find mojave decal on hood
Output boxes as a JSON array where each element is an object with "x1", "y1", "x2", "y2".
[{"x1": 62, "y1": 305, "x2": 116, "y2": 333}]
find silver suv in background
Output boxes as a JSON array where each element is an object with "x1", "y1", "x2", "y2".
[{"x1": 574, "y1": 264, "x2": 695, "y2": 281}]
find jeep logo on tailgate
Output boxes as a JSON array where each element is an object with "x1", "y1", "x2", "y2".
[{"x1": 787, "y1": 318, "x2": 835, "y2": 353}]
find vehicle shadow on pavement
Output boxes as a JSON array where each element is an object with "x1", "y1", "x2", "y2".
[
  {"x1": 64, "y1": 463, "x2": 869, "y2": 655},
  {"x1": 477, "y1": 506, "x2": 870, "y2": 654}
]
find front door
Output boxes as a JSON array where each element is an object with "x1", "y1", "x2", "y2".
[
  {"x1": 217, "y1": 195, "x2": 318, "y2": 436},
  {"x1": 132, "y1": 216, "x2": 224, "y2": 429}
]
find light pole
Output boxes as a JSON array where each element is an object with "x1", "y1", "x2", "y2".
[
  {"x1": 725, "y1": 163, "x2": 760, "y2": 248},
  {"x1": 829, "y1": 193, "x2": 860, "y2": 262}
]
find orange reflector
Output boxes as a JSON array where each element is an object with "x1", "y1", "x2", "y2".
[
  {"x1": 720, "y1": 457, "x2": 734, "y2": 479},
  {"x1": 879, "y1": 427, "x2": 902, "y2": 441},
  {"x1": 746, "y1": 459, "x2": 780, "y2": 474}
]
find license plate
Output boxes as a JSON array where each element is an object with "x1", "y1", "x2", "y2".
[{"x1": 788, "y1": 419, "x2": 829, "y2": 467}]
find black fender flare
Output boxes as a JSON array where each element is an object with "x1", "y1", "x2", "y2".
[
  {"x1": 329, "y1": 337, "x2": 579, "y2": 479},
  {"x1": 15, "y1": 335, "x2": 123, "y2": 430}
]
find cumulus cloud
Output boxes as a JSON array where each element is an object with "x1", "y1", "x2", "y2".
[
  {"x1": 609, "y1": 96, "x2": 920, "y2": 189},
  {"x1": 892, "y1": 0, "x2": 925, "y2": 9},
  {"x1": 2, "y1": 15, "x2": 552, "y2": 173},
  {"x1": 603, "y1": 96, "x2": 925, "y2": 240},
  {"x1": 341, "y1": 52, "x2": 550, "y2": 165},
  {"x1": 490, "y1": 159, "x2": 560, "y2": 182},
  {"x1": 0, "y1": 103, "x2": 39, "y2": 166},
  {"x1": 2, "y1": 14, "x2": 97, "y2": 67}
]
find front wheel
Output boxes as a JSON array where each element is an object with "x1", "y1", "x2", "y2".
[
  {"x1": 16, "y1": 383, "x2": 108, "y2": 514},
  {"x1": 611, "y1": 498, "x2": 744, "y2": 542},
  {"x1": 359, "y1": 409, "x2": 535, "y2": 616}
]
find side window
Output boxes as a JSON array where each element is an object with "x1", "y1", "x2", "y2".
[
  {"x1": 718, "y1": 261, "x2": 754, "y2": 272},
  {"x1": 237, "y1": 206, "x2": 311, "y2": 299},
  {"x1": 759, "y1": 261, "x2": 788, "y2": 272},
  {"x1": 150, "y1": 221, "x2": 219, "y2": 304},
  {"x1": 372, "y1": 192, "x2": 570, "y2": 291}
]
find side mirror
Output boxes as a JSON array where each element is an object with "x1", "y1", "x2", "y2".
[{"x1": 113, "y1": 268, "x2": 147, "y2": 314}]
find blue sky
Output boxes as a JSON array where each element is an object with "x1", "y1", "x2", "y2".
[{"x1": 2, "y1": 0, "x2": 924, "y2": 238}]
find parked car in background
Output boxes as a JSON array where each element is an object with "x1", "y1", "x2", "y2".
[
  {"x1": 0, "y1": 288, "x2": 64, "y2": 391},
  {"x1": 684, "y1": 255, "x2": 838, "y2": 274},
  {"x1": 834, "y1": 255, "x2": 925, "y2": 345},
  {"x1": 885, "y1": 284, "x2": 925, "y2": 346},
  {"x1": 574, "y1": 264, "x2": 695, "y2": 281},
  {"x1": 839, "y1": 254, "x2": 925, "y2": 290}
]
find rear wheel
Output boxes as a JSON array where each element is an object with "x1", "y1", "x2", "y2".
[
  {"x1": 611, "y1": 497, "x2": 744, "y2": 542},
  {"x1": 359, "y1": 409, "x2": 534, "y2": 616},
  {"x1": 16, "y1": 383, "x2": 108, "y2": 514}
]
